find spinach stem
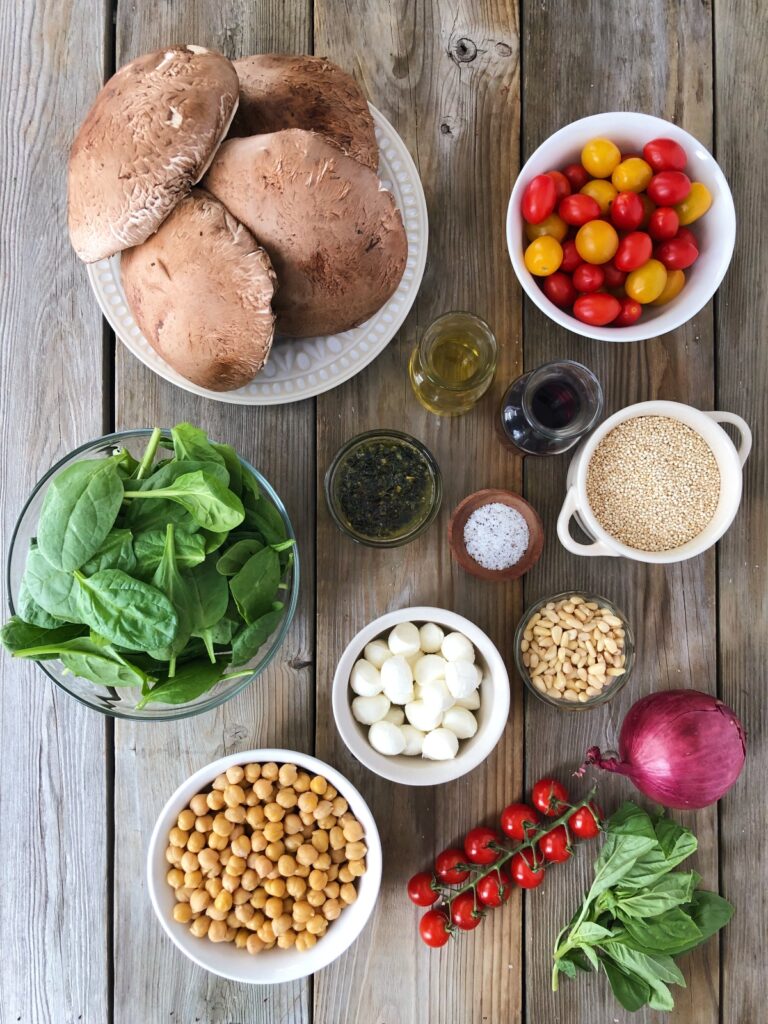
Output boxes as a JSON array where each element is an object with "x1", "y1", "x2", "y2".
[{"x1": 135, "y1": 427, "x2": 162, "y2": 481}]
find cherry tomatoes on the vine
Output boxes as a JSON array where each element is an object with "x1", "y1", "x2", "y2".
[
  {"x1": 510, "y1": 849, "x2": 546, "y2": 889},
  {"x1": 560, "y1": 239, "x2": 581, "y2": 273},
  {"x1": 656, "y1": 237, "x2": 698, "y2": 270},
  {"x1": 531, "y1": 778, "x2": 569, "y2": 817},
  {"x1": 464, "y1": 827, "x2": 501, "y2": 865},
  {"x1": 647, "y1": 170, "x2": 691, "y2": 206},
  {"x1": 573, "y1": 263, "x2": 605, "y2": 293},
  {"x1": 562, "y1": 162, "x2": 590, "y2": 191},
  {"x1": 538, "y1": 824, "x2": 572, "y2": 863},
  {"x1": 543, "y1": 271, "x2": 577, "y2": 308},
  {"x1": 500, "y1": 802, "x2": 540, "y2": 841},
  {"x1": 546, "y1": 169, "x2": 572, "y2": 201},
  {"x1": 477, "y1": 868, "x2": 512, "y2": 908},
  {"x1": 419, "y1": 909, "x2": 451, "y2": 947},
  {"x1": 613, "y1": 297, "x2": 643, "y2": 326},
  {"x1": 610, "y1": 191, "x2": 644, "y2": 230},
  {"x1": 558, "y1": 193, "x2": 601, "y2": 226},
  {"x1": 573, "y1": 293, "x2": 621, "y2": 326},
  {"x1": 614, "y1": 231, "x2": 653, "y2": 272},
  {"x1": 435, "y1": 848, "x2": 469, "y2": 884},
  {"x1": 568, "y1": 803, "x2": 602, "y2": 839},
  {"x1": 450, "y1": 892, "x2": 482, "y2": 931},
  {"x1": 642, "y1": 137, "x2": 687, "y2": 173},
  {"x1": 521, "y1": 174, "x2": 557, "y2": 224},
  {"x1": 648, "y1": 207, "x2": 679, "y2": 240},
  {"x1": 407, "y1": 871, "x2": 438, "y2": 906}
]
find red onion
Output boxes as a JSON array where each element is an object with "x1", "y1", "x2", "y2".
[{"x1": 583, "y1": 689, "x2": 746, "y2": 809}]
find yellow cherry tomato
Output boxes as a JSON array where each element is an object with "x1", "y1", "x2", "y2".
[
  {"x1": 575, "y1": 220, "x2": 619, "y2": 265},
  {"x1": 611, "y1": 157, "x2": 653, "y2": 193},
  {"x1": 580, "y1": 179, "x2": 618, "y2": 215},
  {"x1": 524, "y1": 236, "x2": 563, "y2": 276},
  {"x1": 625, "y1": 259, "x2": 668, "y2": 303},
  {"x1": 525, "y1": 212, "x2": 568, "y2": 242},
  {"x1": 675, "y1": 182, "x2": 712, "y2": 225},
  {"x1": 581, "y1": 137, "x2": 622, "y2": 178},
  {"x1": 650, "y1": 269, "x2": 685, "y2": 306}
]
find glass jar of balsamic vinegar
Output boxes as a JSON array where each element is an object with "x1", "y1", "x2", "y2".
[{"x1": 409, "y1": 312, "x2": 498, "y2": 416}]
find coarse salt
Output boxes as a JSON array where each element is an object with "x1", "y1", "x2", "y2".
[{"x1": 463, "y1": 502, "x2": 529, "y2": 570}]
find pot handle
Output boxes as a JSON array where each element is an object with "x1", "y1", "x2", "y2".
[
  {"x1": 557, "y1": 487, "x2": 618, "y2": 558},
  {"x1": 704, "y1": 411, "x2": 752, "y2": 466}
]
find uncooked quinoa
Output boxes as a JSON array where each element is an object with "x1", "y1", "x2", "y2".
[
  {"x1": 463, "y1": 502, "x2": 530, "y2": 570},
  {"x1": 586, "y1": 416, "x2": 720, "y2": 552}
]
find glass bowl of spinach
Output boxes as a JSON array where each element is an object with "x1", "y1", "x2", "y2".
[{"x1": 2, "y1": 425, "x2": 299, "y2": 720}]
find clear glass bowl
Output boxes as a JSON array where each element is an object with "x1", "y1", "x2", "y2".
[
  {"x1": 514, "y1": 591, "x2": 634, "y2": 711},
  {"x1": 5, "y1": 429, "x2": 299, "y2": 721}
]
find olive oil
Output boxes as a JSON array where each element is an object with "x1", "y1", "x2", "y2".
[{"x1": 409, "y1": 312, "x2": 497, "y2": 416}]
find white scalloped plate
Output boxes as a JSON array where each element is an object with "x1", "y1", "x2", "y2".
[{"x1": 86, "y1": 105, "x2": 427, "y2": 405}]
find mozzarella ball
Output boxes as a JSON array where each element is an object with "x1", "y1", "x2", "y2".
[
  {"x1": 363, "y1": 639, "x2": 391, "y2": 670},
  {"x1": 383, "y1": 705, "x2": 405, "y2": 726},
  {"x1": 454, "y1": 689, "x2": 481, "y2": 711},
  {"x1": 404, "y1": 699, "x2": 444, "y2": 732},
  {"x1": 351, "y1": 693, "x2": 390, "y2": 725},
  {"x1": 387, "y1": 622, "x2": 421, "y2": 658},
  {"x1": 422, "y1": 728, "x2": 459, "y2": 761},
  {"x1": 368, "y1": 720, "x2": 406, "y2": 756},
  {"x1": 413, "y1": 654, "x2": 448, "y2": 686},
  {"x1": 441, "y1": 631, "x2": 475, "y2": 663},
  {"x1": 418, "y1": 678, "x2": 455, "y2": 714},
  {"x1": 445, "y1": 659, "x2": 481, "y2": 699},
  {"x1": 400, "y1": 725, "x2": 425, "y2": 756},
  {"x1": 349, "y1": 659, "x2": 382, "y2": 697},
  {"x1": 442, "y1": 706, "x2": 478, "y2": 739},
  {"x1": 419, "y1": 622, "x2": 445, "y2": 654},
  {"x1": 381, "y1": 656, "x2": 414, "y2": 705}
]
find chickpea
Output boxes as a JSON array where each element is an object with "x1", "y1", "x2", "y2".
[
  {"x1": 226, "y1": 856, "x2": 246, "y2": 877},
  {"x1": 296, "y1": 843, "x2": 316, "y2": 867},
  {"x1": 174, "y1": 886, "x2": 193, "y2": 903},
  {"x1": 221, "y1": 873, "x2": 239, "y2": 894},
  {"x1": 226, "y1": 911, "x2": 240, "y2": 929},
  {"x1": 313, "y1": 801, "x2": 333, "y2": 823},
  {"x1": 277, "y1": 930, "x2": 297, "y2": 949},
  {"x1": 245, "y1": 790, "x2": 259, "y2": 807},
  {"x1": 177, "y1": 808, "x2": 196, "y2": 832},
  {"x1": 206, "y1": 790, "x2": 225, "y2": 811},
  {"x1": 294, "y1": 864, "x2": 310, "y2": 879},
  {"x1": 179, "y1": 850, "x2": 198, "y2": 873},
  {"x1": 313, "y1": 853, "x2": 331, "y2": 872},
  {"x1": 307, "y1": 890, "x2": 326, "y2": 908},
  {"x1": 172, "y1": 902, "x2": 193, "y2": 924},
  {"x1": 205, "y1": 877, "x2": 223, "y2": 898},
  {"x1": 208, "y1": 832, "x2": 228, "y2": 852},
  {"x1": 329, "y1": 827, "x2": 346, "y2": 850},
  {"x1": 220, "y1": 784, "x2": 243, "y2": 809},
  {"x1": 220, "y1": 848, "x2": 232, "y2": 866},
  {"x1": 264, "y1": 896, "x2": 283, "y2": 920},
  {"x1": 323, "y1": 898, "x2": 341, "y2": 921},
  {"x1": 331, "y1": 797, "x2": 348, "y2": 817},
  {"x1": 257, "y1": 921, "x2": 276, "y2": 944},
  {"x1": 297, "y1": 791, "x2": 318, "y2": 814},
  {"x1": 306, "y1": 915, "x2": 328, "y2": 936},
  {"x1": 284, "y1": 813, "x2": 303, "y2": 835},
  {"x1": 250, "y1": 832, "x2": 268, "y2": 853},
  {"x1": 197, "y1": 847, "x2": 219, "y2": 872},
  {"x1": 233, "y1": 887, "x2": 251, "y2": 906},
  {"x1": 272, "y1": 913, "x2": 293, "y2": 937},
  {"x1": 324, "y1": 882, "x2": 340, "y2": 900},
  {"x1": 278, "y1": 763, "x2": 298, "y2": 786},
  {"x1": 241, "y1": 869, "x2": 259, "y2": 892},
  {"x1": 246, "y1": 934, "x2": 266, "y2": 955},
  {"x1": 327, "y1": 864, "x2": 339, "y2": 882},
  {"x1": 246, "y1": 805, "x2": 266, "y2": 830},
  {"x1": 244, "y1": 763, "x2": 261, "y2": 783},
  {"x1": 265, "y1": 841, "x2": 285, "y2": 861},
  {"x1": 342, "y1": 820, "x2": 364, "y2": 843},
  {"x1": 165, "y1": 845, "x2": 182, "y2": 866},
  {"x1": 190, "y1": 889, "x2": 211, "y2": 914},
  {"x1": 169, "y1": 827, "x2": 189, "y2": 848},
  {"x1": 284, "y1": 836, "x2": 301, "y2": 853},
  {"x1": 234, "y1": 928, "x2": 249, "y2": 949},
  {"x1": 276, "y1": 788, "x2": 297, "y2": 810},
  {"x1": 189, "y1": 793, "x2": 208, "y2": 816},
  {"x1": 230, "y1": 834, "x2": 251, "y2": 859},
  {"x1": 346, "y1": 842, "x2": 367, "y2": 862},
  {"x1": 207, "y1": 904, "x2": 227, "y2": 922},
  {"x1": 340, "y1": 882, "x2": 357, "y2": 905},
  {"x1": 349, "y1": 859, "x2": 366, "y2": 879},
  {"x1": 212, "y1": 813, "x2": 233, "y2": 838},
  {"x1": 300, "y1": 813, "x2": 315, "y2": 829},
  {"x1": 295, "y1": 931, "x2": 317, "y2": 952},
  {"x1": 286, "y1": 876, "x2": 307, "y2": 899},
  {"x1": 294, "y1": 772, "x2": 311, "y2": 793},
  {"x1": 209, "y1": 919, "x2": 229, "y2": 943},
  {"x1": 189, "y1": 915, "x2": 210, "y2": 938},
  {"x1": 264, "y1": 803, "x2": 285, "y2": 824},
  {"x1": 184, "y1": 870, "x2": 203, "y2": 889},
  {"x1": 212, "y1": 773, "x2": 228, "y2": 791},
  {"x1": 278, "y1": 855, "x2": 297, "y2": 877},
  {"x1": 235, "y1": 903, "x2": 255, "y2": 925},
  {"x1": 339, "y1": 812, "x2": 356, "y2": 828},
  {"x1": 309, "y1": 868, "x2": 329, "y2": 891},
  {"x1": 292, "y1": 900, "x2": 315, "y2": 923},
  {"x1": 225, "y1": 806, "x2": 246, "y2": 824},
  {"x1": 261, "y1": 762, "x2": 278, "y2": 781},
  {"x1": 309, "y1": 775, "x2": 328, "y2": 796},
  {"x1": 166, "y1": 868, "x2": 184, "y2": 889},
  {"x1": 186, "y1": 832, "x2": 205, "y2": 854},
  {"x1": 338, "y1": 865, "x2": 353, "y2": 884},
  {"x1": 214, "y1": 890, "x2": 233, "y2": 914},
  {"x1": 264, "y1": 877, "x2": 286, "y2": 898},
  {"x1": 311, "y1": 830, "x2": 329, "y2": 854},
  {"x1": 251, "y1": 889, "x2": 268, "y2": 910},
  {"x1": 316, "y1": 816, "x2": 336, "y2": 831},
  {"x1": 254, "y1": 779, "x2": 273, "y2": 801},
  {"x1": 225, "y1": 765, "x2": 245, "y2": 785}
]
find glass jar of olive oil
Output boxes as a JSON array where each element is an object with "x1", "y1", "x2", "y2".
[{"x1": 409, "y1": 311, "x2": 498, "y2": 416}]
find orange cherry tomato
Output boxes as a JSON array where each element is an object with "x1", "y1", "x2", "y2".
[
  {"x1": 580, "y1": 179, "x2": 618, "y2": 216},
  {"x1": 625, "y1": 259, "x2": 668, "y2": 303},
  {"x1": 525, "y1": 213, "x2": 568, "y2": 242},
  {"x1": 674, "y1": 182, "x2": 712, "y2": 225},
  {"x1": 580, "y1": 137, "x2": 621, "y2": 178},
  {"x1": 650, "y1": 268, "x2": 685, "y2": 306},
  {"x1": 575, "y1": 220, "x2": 619, "y2": 265},
  {"x1": 611, "y1": 157, "x2": 653, "y2": 193},
  {"x1": 524, "y1": 236, "x2": 563, "y2": 276}
]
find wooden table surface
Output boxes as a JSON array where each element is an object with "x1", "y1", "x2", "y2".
[{"x1": 1, "y1": 1, "x2": 765, "y2": 1022}]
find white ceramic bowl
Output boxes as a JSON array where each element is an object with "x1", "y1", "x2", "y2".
[
  {"x1": 332, "y1": 607, "x2": 510, "y2": 786},
  {"x1": 506, "y1": 112, "x2": 736, "y2": 342},
  {"x1": 147, "y1": 749, "x2": 382, "y2": 984},
  {"x1": 558, "y1": 400, "x2": 752, "y2": 563}
]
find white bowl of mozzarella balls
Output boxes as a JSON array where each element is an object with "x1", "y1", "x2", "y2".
[{"x1": 332, "y1": 607, "x2": 510, "y2": 785}]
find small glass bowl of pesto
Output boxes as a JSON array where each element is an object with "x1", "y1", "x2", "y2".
[{"x1": 325, "y1": 430, "x2": 442, "y2": 547}]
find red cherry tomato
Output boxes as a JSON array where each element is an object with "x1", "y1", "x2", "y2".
[
  {"x1": 610, "y1": 191, "x2": 644, "y2": 230},
  {"x1": 602, "y1": 262, "x2": 627, "y2": 289},
  {"x1": 464, "y1": 827, "x2": 501, "y2": 865},
  {"x1": 450, "y1": 892, "x2": 482, "y2": 931},
  {"x1": 573, "y1": 293, "x2": 621, "y2": 326},
  {"x1": 477, "y1": 868, "x2": 512, "y2": 908},
  {"x1": 573, "y1": 263, "x2": 605, "y2": 292},
  {"x1": 531, "y1": 778, "x2": 569, "y2": 816},
  {"x1": 500, "y1": 802, "x2": 540, "y2": 841},
  {"x1": 546, "y1": 170, "x2": 571, "y2": 201},
  {"x1": 521, "y1": 174, "x2": 557, "y2": 224},
  {"x1": 675, "y1": 227, "x2": 699, "y2": 249},
  {"x1": 647, "y1": 171, "x2": 691, "y2": 206},
  {"x1": 558, "y1": 193, "x2": 601, "y2": 226},
  {"x1": 435, "y1": 848, "x2": 469, "y2": 884},
  {"x1": 560, "y1": 239, "x2": 581, "y2": 273},
  {"x1": 562, "y1": 162, "x2": 590, "y2": 191},
  {"x1": 656, "y1": 237, "x2": 699, "y2": 270},
  {"x1": 642, "y1": 137, "x2": 687, "y2": 173},
  {"x1": 614, "y1": 231, "x2": 653, "y2": 272},
  {"x1": 407, "y1": 871, "x2": 438, "y2": 906},
  {"x1": 613, "y1": 297, "x2": 643, "y2": 326},
  {"x1": 419, "y1": 909, "x2": 451, "y2": 947},
  {"x1": 569, "y1": 803, "x2": 603, "y2": 839},
  {"x1": 638, "y1": 192, "x2": 656, "y2": 228},
  {"x1": 648, "y1": 207, "x2": 680, "y2": 241},
  {"x1": 542, "y1": 271, "x2": 577, "y2": 308},
  {"x1": 538, "y1": 824, "x2": 572, "y2": 863},
  {"x1": 510, "y1": 849, "x2": 546, "y2": 889}
]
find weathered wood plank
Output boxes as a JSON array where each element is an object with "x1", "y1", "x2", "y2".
[
  {"x1": 714, "y1": 2, "x2": 768, "y2": 1022},
  {"x1": 0, "y1": 1, "x2": 111, "y2": 1022},
  {"x1": 313, "y1": 3, "x2": 523, "y2": 1022},
  {"x1": 520, "y1": 2, "x2": 719, "y2": 1023},
  {"x1": 112, "y1": 4, "x2": 314, "y2": 1022}
]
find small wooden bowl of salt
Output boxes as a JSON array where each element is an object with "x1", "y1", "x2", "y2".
[{"x1": 448, "y1": 489, "x2": 544, "y2": 581}]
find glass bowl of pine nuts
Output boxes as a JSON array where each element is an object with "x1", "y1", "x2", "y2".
[
  {"x1": 514, "y1": 592, "x2": 634, "y2": 710},
  {"x1": 147, "y1": 749, "x2": 382, "y2": 983}
]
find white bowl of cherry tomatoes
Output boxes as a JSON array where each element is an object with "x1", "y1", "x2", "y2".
[
  {"x1": 506, "y1": 112, "x2": 735, "y2": 341},
  {"x1": 407, "y1": 777, "x2": 602, "y2": 947}
]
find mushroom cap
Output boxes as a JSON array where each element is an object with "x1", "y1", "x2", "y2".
[
  {"x1": 230, "y1": 54, "x2": 379, "y2": 171},
  {"x1": 203, "y1": 129, "x2": 408, "y2": 338},
  {"x1": 120, "y1": 189, "x2": 276, "y2": 391},
  {"x1": 68, "y1": 46, "x2": 240, "y2": 263}
]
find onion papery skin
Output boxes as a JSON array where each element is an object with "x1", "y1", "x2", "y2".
[{"x1": 585, "y1": 689, "x2": 746, "y2": 809}]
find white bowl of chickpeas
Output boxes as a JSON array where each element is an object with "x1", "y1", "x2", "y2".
[{"x1": 147, "y1": 749, "x2": 382, "y2": 983}]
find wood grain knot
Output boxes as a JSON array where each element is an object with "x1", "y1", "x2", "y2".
[
  {"x1": 440, "y1": 123, "x2": 452, "y2": 135},
  {"x1": 451, "y1": 37, "x2": 478, "y2": 63},
  {"x1": 496, "y1": 41, "x2": 513, "y2": 57}
]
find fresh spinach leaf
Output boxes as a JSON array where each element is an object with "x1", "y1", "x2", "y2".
[
  {"x1": 147, "y1": 525, "x2": 192, "y2": 673},
  {"x1": 16, "y1": 578, "x2": 64, "y2": 629},
  {"x1": 81, "y1": 529, "x2": 136, "y2": 574},
  {"x1": 23, "y1": 545, "x2": 81, "y2": 622},
  {"x1": 244, "y1": 505, "x2": 286, "y2": 545},
  {"x1": 185, "y1": 560, "x2": 230, "y2": 661},
  {"x1": 229, "y1": 547, "x2": 280, "y2": 624},
  {"x1": 11, "y1": 636, "x2": 152, "y2": 688},
  {"x1": 171, "y1": 424, "x2": 227, "y2": 474},
  {"x1": 136, "y1": 658, "x2": 249, "y2": 709},
  {"x1": 124, "y1": 471, "x2": 244, "y2": 532},
  {"x1": 0, "y1": 617, "x2": 84, "y2": 655},
  {"x1": 200, "y1": 529, "x2": 229, "y2": 554},
  {"x1": 231, "y1": 609, "x2": 284, "y2": 665},
  {"x1": 216, "y1": 539, "x2": 265, "y2": 576},
  {"x1": 213, "y1": 442, "x2": 242, "y2": 496},
  {"x1": 133, "y1": 529, "x2": 206, "y2": 575},
  {"x1": 37, "y1": 456, "x2": 124, "y2": 570},
  {"x1": 113, "y1": 446, "x2": 140, "y2": 478},
  {"x1": 73, "y1": 569, "x2": 178, "y2": 651},
  {"x1": 241, "y1": 468, "x2": 261, "y2": 508}
]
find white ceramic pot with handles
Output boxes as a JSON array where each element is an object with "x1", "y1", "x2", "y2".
[{"x1": 558, "y1": 401, "x2": 751, "y2": 564}]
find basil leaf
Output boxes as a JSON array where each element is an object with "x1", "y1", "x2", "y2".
[
  {"x1": 213, "y1": 443, "x2": 242, "y2": 496},
  {"x1": 37, "y1": 457, "x2": 124, "y2": 571},
  {"x1": 73, "y1": 569, "x2": 178, "y2": 651},
  {"x1": 615, "y1": 872, "x2": 698, "y2": 918},
  {"x1": 229, "y1": 547, "x2": 280, "y2": 624},
  {"x1": 124, "y1": 471, "x2": 244, "y2": 532},
  {"x1": 171, "y1": 424, "x2": 227, "y2": 474},
  {"x1": 559, "y1": 948, "x2": 594, "y2": 974},
  {"x1": 653, "y1": 815, "x2": 698, "y2": 866},
  {"x1": 231, "y1": 609, "x2": 284, "y2": 666},
  {"x1": 133, "y1": 529, "x2": 206, "y2": 575},
  {"x1": 216, "y1": 539, "x2": 265, "y2": 576},
  {"x1": 136, "y1": 658, "x2": 230, "y2": 709},
  {"x1": 672, "y1": 891, "x2": 734, "y2": 955},
  {"x1": 603, "y1": 938, "x2": 685, "y2": 988},
  {"x1": 22, "y1": 545, "x2": 81, "y2": 622},
  {"x1": 602, "y1": 958, "x2": 651, "y2": 1012},
  {"x1": 588, "y1": 833, "x2": 657, "y2": 898},
  {"x1": 606, "y1": 802, "x2": 658, "y2": 843},
  {"x1": 81, "y1": 529, "x2": 136, "y2": 574},
  {"x1": 0, "y1": 617, "x2": 84, "y2": 655},
  {"x1": 16, "y1": 578, "x2": 65, "y2": 629},
  {"x1": 556, "y1": 958, "x2": 577, "y2": 979},
  {"x1": 570, "y1": 921, "x2": 614, "y2": 946},
  {"x1": 620, "y1": 907, "x2": 702, "y2": 955}
]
